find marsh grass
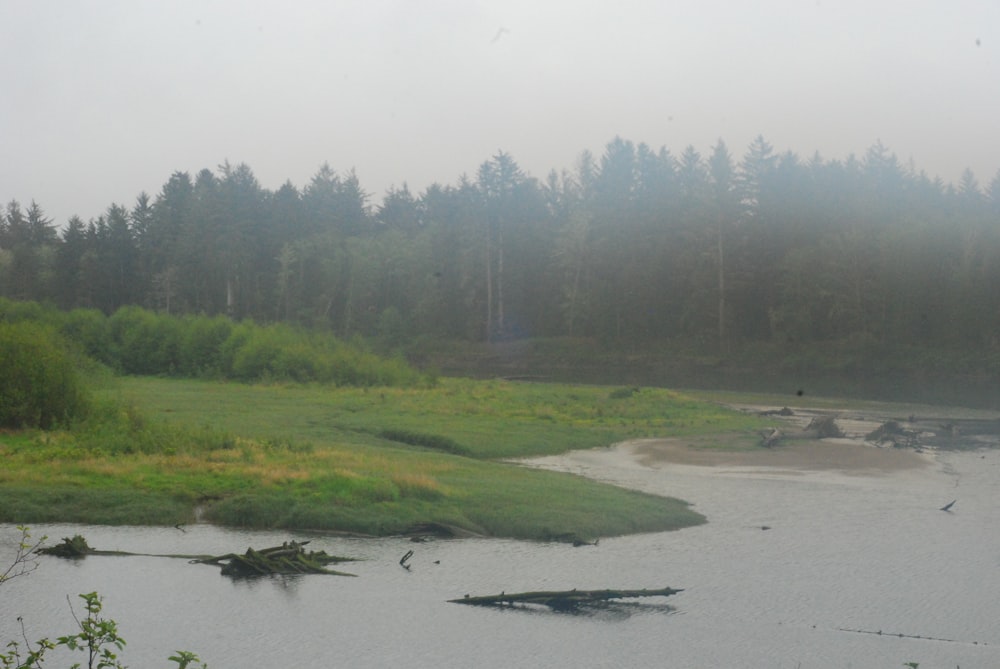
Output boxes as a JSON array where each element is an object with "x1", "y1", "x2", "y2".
[
  {"x1": 0, "y1": 377, "x2": 774, "y2": 539},
  {"x1": 109, "y1": 377, "x2": 769, "y2": 458}
]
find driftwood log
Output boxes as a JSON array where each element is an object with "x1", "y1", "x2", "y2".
[
  {"x1": 867, "y1": 417, "x2": 1000, "y2": 450},
  {"x1": 760, "y1": 414, "x2": 844, "y2": 447},
  {"x1": 37, "y1": 535, "x2": 144, "y2": 558},
  {"x1": 449, "y1": 587, "x2": 682, "y2": 611},
  {"x1": 866, "y1": 420, "x2": 920, "y2": 448},
  {"x1": 191, "y1": 541, "x2": 357, "y2": 577},
  {"x1": 760, "y1": 427, "x2": 784, "y2": 448},
  {"x1": 36, "y1": 536, "x2": 358, "y2": 576}
]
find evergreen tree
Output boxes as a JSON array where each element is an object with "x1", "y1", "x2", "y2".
[
  {"x1": 707, "y1": 140, "x2": 738, "y2": 350},
  {"x1": 54, "y1": 215, "x2": 88, "y2": 309}
]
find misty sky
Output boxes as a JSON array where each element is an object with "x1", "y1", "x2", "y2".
[{"x1": 2, "y1": 0, "x2": 998, "y2": 225}]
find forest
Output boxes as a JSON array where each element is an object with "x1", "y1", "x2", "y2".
[{"x1": 2, "y1": 136, "x2": 999, "y2": 394}]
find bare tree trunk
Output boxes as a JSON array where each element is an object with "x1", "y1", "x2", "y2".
[
  {"x1": 717, "y1": 220, "x2": 726, "y2": 353},
  {"x1": 226, "y1": 277, "x2": 235, "y2": 318},
  {"x1": 485, "y1": 222, "x2": 493, "y2": 342},
  {"x1": 497, "y1": 224, "x2": 505, "y2": 337},
  {"x1": 568, "y1": 257, "x2": 582, "y2": 337}
]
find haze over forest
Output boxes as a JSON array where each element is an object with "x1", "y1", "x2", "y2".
[
  {"x1": 2, "y1": 136, "x2": 1000, "y2": 377},
  {"x1": 3, "y1": 1, "x2": 998, "y2": 227}
]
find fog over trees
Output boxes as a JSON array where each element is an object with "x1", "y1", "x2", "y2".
[{"x1": 3, "y1": 136, "x2": 999, "y2": 355}]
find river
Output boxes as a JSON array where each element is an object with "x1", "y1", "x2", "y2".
[{"x1": 2, "y1": 443, "x2": 998, "y2": 668}]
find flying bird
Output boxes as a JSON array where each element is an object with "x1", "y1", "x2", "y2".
[
  {"x1": 490, "y1": 27, "x2": 510, "y2": 44},
  {"x1": 940, "y1": 500, "x2": 956, "y2": 512}
]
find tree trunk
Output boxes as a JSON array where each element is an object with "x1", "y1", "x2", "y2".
[
  {"x1": 497, "y1": 224, "x2": 505, "y2": 337},
  {"x1": 450, "y1": 587, "x2": 683, "y2": 610},
  {"x1": 717, "y1": 219, "x2": 727, "y2": 353},
  {"x1": 485, "y1": 221, "x2": 493, "y2": 342}
]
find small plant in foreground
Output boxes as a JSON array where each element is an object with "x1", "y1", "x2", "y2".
[
  {"x1": 0, "y1": 526, "x2": 46, "y2": 586},
  {"x1": 0, "y1": 592, "x2": 207, "y2": 669}
]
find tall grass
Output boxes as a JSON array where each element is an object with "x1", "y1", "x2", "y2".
[{"x1": 111, "y1": 377, "x2": 770, "y2": 460}]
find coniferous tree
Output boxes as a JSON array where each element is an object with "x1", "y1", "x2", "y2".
[
  {"x1": 54, "y1": 216, "x2": 88, "y2": 309},
  {"x1": 707, "y1": 140, "x2": 738, "y2": 351}
]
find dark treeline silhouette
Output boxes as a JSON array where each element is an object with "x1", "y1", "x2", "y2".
[{"x1": 2, "y1": 137, "x2": 1000, "y2": 363}]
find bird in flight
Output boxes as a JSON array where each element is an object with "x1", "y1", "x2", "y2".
[
  {"x1": 491, "y1": 27, "x2": 510, "y2": 44},
  {"x1": 939, "y1": 500, "x2": 956, "y2": 512}
]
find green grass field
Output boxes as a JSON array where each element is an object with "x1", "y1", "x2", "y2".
[{"x1": 0, "y1": 376, "x2": 776, "y2": 541}]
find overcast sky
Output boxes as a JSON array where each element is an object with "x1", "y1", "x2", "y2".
[{"x1": 2, "y1": 0, "x2": 998, "y2": 225}]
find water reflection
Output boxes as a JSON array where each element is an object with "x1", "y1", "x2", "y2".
[{"x1": 477, "y1": 601, "x2": 678, "y2": 620}]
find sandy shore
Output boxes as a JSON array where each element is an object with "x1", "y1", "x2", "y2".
[{"x1": 622, "y1": 436, "x2": 932, "y2": 474}]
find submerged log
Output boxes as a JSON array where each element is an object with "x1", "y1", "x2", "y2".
[
  {"x1": 449, "y1": 587, "x2": 682, "y2": 611},
  {"x1": 191, "y1": 541, "x2": 357, "y2": 577},
  {"x1": 36, "y1": 536, "x2": 357, "y2": 575}
]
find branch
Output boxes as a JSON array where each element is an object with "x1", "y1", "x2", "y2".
[{"x1": 0, "y1": 526, "x2": 47, "y2": 586}]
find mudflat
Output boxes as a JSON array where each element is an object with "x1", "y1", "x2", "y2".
[{"x1": 625, "y1": 437, "x2": 932, "y2": 473}]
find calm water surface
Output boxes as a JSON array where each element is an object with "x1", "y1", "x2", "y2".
[{"x1": 2, "y1": 446, "x2": 998, "y2": 668}]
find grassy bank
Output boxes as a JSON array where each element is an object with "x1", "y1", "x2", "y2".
[{"x1": 0, "y1": 376, "x2": 774, "y2": 540}]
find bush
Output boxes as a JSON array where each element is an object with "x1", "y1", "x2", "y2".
[
  {"x1": 179, "y1": 314, "x2": 233, "y2": 376},
  {"x1": 0, "y1": 300, "x2": 430, "y2": 388},
  {"x1": 0, "y1": 322, "x2": 91, "y2": 429},
  {"x1": 61, "y1": 307, "x2": 114, "y2": 365},
  {"x1": 108, "y1": 306, "x2": 183, "y2": 375}
]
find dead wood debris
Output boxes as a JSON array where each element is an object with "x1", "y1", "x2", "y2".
[
  {"x1": 191, "y1": 541, "x2": 357, "y2": 577},
  {"x1": 450, "y1": 587, "x2": 683, "y2": 611}
]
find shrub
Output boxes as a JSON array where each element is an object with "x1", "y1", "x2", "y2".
[
  {"x1": 179, "y1": 314, "x2": 233, "y2": 376},
  {"x1": 108, "y1": 306, "x2": 183, "y2": 375},
  {"x1": 0, "y1": 300, "x2": 430, "y2": 388},
  {"x1": 61, "y1": 307, "x2": 114, "y2": 365},
  {"x1": 0, "y1": 321, "x2": 91, "y2": 429}
]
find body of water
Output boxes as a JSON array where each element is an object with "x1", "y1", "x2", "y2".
[{"x1": 2, "y1": 445, "x2": 998, "y2": 668}]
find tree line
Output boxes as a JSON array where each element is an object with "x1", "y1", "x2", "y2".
[{"x1": 2, "y1": 137, "x2": 999, "y2": 357}]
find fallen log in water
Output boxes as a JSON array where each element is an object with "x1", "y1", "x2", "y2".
[
  {"x1": 192, "y1": 541, "x2": 357, "y2": 577},
  {"x1": 36, "y1": 536, "x2": 358, "y2": 576},
  {"x1": 37, "y1": 535, "x2": 93, "y2": 557},
  {"x1": 449, "y1": 587, "x2": 682, "y2": 611},
  {"x1": 36, "y1": 535, "x2": 146, "y2": 558}
]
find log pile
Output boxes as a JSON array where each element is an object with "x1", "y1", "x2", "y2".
[
  {"x1": 449, "y1": 587, "x2": 682, "y2": 611},
  {"x1": 867, "y1": 417, "x2": 1000, "y2": 450},
  {"x1": 866, "y1": 420, "x2": 919, "y2": 448},
  {"x1": 191, "y1": 541, "x2": 357, "y2": 577}
]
